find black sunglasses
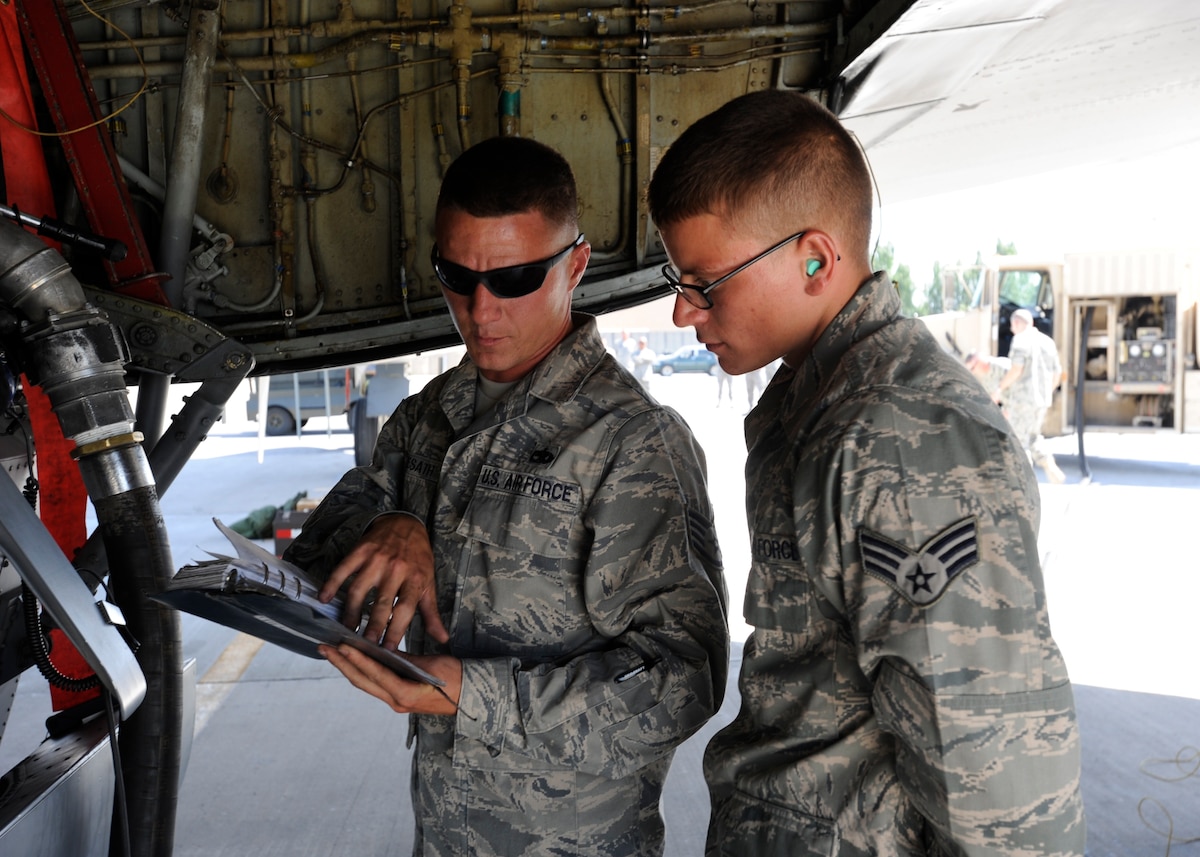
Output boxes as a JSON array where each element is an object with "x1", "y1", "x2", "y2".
[{"x1": 431, "y1": 234, "x2": 585, "y2": 299}]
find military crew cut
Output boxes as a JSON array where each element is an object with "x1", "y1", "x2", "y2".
[
  {"x1": 436, "y1": 136, "x2": 579, "y2": 230},
  {"x1": 648, "y1": 90, "x2": 874, "y2": 259}
]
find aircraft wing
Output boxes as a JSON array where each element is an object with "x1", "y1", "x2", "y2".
[{"x1": 834, "y1": 0, "x2": 1200, "y2": 204}]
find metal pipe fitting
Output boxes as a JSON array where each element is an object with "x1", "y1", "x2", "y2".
[{"x1": 0, "y1": 219, "x2": 182, "y2": 857}]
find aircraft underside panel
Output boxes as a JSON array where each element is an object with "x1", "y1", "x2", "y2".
[{"x1": 65, "y1": 0, "x2": 850, "y2": 374}]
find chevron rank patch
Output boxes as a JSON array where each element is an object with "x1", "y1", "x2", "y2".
[{"x1": 858, "y1": 518, "x2": 979, "y2": 606}]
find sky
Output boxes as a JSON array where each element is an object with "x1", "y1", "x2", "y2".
[{"x1": 874, "y1": 139, "x2": 1200, "y2": 292}]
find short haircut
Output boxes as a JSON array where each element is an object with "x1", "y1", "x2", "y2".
[
  {"x1": 1011, "y1": 308, "x2": 1034, "y2": 327},
  {"x1": 436, "y1": 137, "x2": 579, "y2": 230},
  {"x1": 648, "y1": 90, "x2": 874, "y2": 258}
]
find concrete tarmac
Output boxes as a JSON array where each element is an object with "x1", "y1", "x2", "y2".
[{"x1": 6, "y1": 371, "x2": 1200, "y2": 855}]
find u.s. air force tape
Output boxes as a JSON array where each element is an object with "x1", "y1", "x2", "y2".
[{"x1": 478, "y1": 465, "x2": 578, "y2": 504}]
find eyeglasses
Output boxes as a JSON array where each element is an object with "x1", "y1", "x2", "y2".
[
  {"x1": 431, "y1": 234, "x2": 585, "y2": 299},
  {"x1": 661, "y1": 231, "x2": 806, "y2": 310}
]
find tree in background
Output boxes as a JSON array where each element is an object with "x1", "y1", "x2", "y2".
[
  {"x1": 928, "y1": 260, "x2": 944, "y2": 315},
  {"x1": 881, "y1": 239, "x2": 1019, "y2": 317},
  {"x1": 955, "y1": 251, "x2": 986, "y2": 311},
  {"x1": 949, "y1": 241, "x2": 1018, "y2": 310},
  {"x1": 874, "y1": 242, "x2": 922, "y2": 316}
]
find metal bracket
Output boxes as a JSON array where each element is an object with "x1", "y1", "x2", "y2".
[{"x1": 0, "y1": 476, "x2": 145, "y2": 719}]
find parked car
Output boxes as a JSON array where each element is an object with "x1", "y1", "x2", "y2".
[
  {"x1": 246, "y1": 369, "x2": 360, "y2": 435},
  {"x1": 652, "y1": 345, "x2": 719, "y2": 376}
]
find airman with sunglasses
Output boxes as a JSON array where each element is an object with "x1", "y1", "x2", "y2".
[
  {"x1": 649, "y1": 91, "x2": 1084, "y2": 856},
  {"x1": 285, "y1": 136, "x2": 728, "y2": 856}
]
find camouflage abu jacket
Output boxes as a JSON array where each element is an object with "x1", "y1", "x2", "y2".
[
  {"x1": 1008, "y1": 325, "x2": 1062, "y2": 410},
  {"x1": 703, "y1": 274, "x2": 1084, "y2": 856},
  {"x1": 286, "y1": 314, "x2": 728, "y2": 857}
]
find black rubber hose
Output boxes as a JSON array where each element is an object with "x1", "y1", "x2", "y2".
[
  {"x1": 1075, "y1": 306, "x2": 1094, "y2": 481},
  {"x1": 93, "y1": 486, "x2": 182, "y2": 857}
]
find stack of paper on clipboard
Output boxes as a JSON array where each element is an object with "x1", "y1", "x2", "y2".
[{"x1": 154, "y1": 518, "x2": 442, "y2": 687}]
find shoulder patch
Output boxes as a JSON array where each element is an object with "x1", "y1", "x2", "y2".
[{"x1": 858, "y1": 518, "x2": 978, "y2": 606}]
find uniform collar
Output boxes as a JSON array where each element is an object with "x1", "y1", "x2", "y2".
[
  {"x1": 525, "y1": 313, "x2": 606, "y2": 405},
  {"x1": 439, "y1": 313, "x2": 604, "y2": 429},
  {"x1": 747, "y1": 271, "x2": 895, "y2": 447}
]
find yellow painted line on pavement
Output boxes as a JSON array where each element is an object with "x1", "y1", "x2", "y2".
[{"x1": 193, "y1": 633, "x2": 264, "y2": 735}]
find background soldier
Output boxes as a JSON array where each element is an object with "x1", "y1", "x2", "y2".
[
  {"x1": 963, "y1": 350, "x2": 1010, "y2": 398},
  {"x1": 995, "y1": 308, "x2": 1067, "y2": 483},
  {"x1": 631, "y1": 335, "x2": 656, "y2": 387}
]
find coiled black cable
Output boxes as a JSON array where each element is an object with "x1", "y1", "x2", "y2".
[{"x1": 8, "y1": 405, "x2": 102, "y2": 692}]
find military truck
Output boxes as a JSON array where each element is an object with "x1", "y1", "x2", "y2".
[{"x1": 921, "y1": 250, "x2": 1200, "y2": 433}]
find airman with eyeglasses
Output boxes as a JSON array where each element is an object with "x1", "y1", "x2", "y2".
[{"x1": 648, "y1": 89, "x2": 1084, "y2": 856}]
